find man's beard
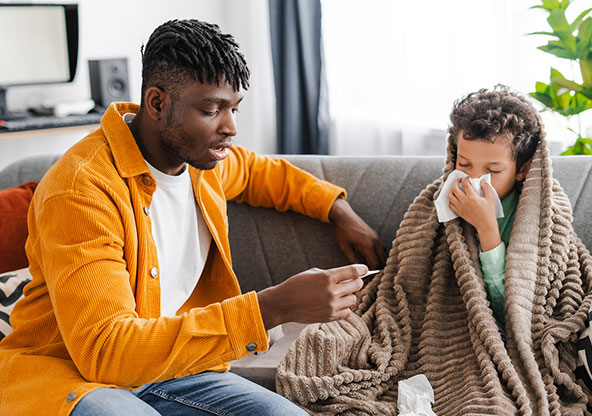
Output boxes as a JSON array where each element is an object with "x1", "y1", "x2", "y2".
[
  {"x1": 160, "y1": 119, "x2": 218, "y2": 171},
  {"x1": 160, "y1": 134, "x2": 216, "y2": 171}
]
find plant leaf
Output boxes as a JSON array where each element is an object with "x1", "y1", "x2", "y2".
[
  {"x1": 550, "y1": 68, "x2": 581, "y2": 90},
  {"x1": 561, "y1": 146, "x2": 576, "y2": 155},
  {"x1": 530, "y1": 91, "x2": 555, "y2": 108},
  {"x1": 577, "y1": 86, "x2": 592, "y2": 100},
  {"x1": 577, "y1": 137, "x2": 592, "y2": 154},
  {"x1": 581, "y1": 58, "x2": 592, "y2": 87},
  {"x1": 550, "y1": 67, "x2": 567, "y2": 80},
  {"x1": 548, "y1": 9, "x2": 570, "y2": 32},
  {"x1": 538, "y1": 38, "x2": 579, "y2": 59},
  {"x1": 568, "y1": 8, "x2": 592, "y2": 32},
  {"x1": 557, "y1": 90, "x2": 572, "y2": 110},
  {"x1": 536, "y1": 0, "x2": 560, "y2": 11},
  {"x1": 561, "y1": 136, "x2": 592, "y2": 156},
  {"x1": 536, "y1": 81, "x2": 550, "y2": 93},
  {"x1": 559, "y1": 0, "x2": 572, "y2": 11},
  {"x1": 575, "y1": 19, "x2": 592, "y2": 51},
  {"x1": 578, "y1": 17, "x2": 592, "y2": 38},
  {"x1": 538, "y1": 43, "x2": 577, "y2": 59},
  {"x1": 528, "y1": 30, "x2": 560, "y2": 37}
]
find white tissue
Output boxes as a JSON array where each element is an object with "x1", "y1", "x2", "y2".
[
  {"x1": 397, "y1": 374, "x2": 437, "y2": 416},
  {"x1": 434, "y1": 170, "x2": 504, "y2": 223}
]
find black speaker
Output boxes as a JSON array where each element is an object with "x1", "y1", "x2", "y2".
[{"x1": 88, "y1": 58, "x2": 130, "y2": 111}]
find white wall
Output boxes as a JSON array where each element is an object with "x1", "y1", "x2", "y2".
[
  {"x1": 1, "y1": 0, "x2": 277, "y2": 170},
  {"x1": 219, "y1": 0, "x2": 277, "y2": 155}
]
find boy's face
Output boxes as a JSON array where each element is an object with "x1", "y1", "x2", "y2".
[{"x1": 455, "y1": 132, "x2": 528, "y2": 200}]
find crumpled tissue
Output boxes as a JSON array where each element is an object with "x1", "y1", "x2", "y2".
[
  {"x1": 397, "y1": 374, "x2": 437, "y2": 416},
  {"x1": 434, "y1": 170, "x2": 504, "y2": 223}
]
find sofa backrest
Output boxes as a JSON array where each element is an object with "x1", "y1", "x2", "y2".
[
  {"x1": 229, "y1": 155, "x2": 592, "y2": 292},
  {"x1": 0, "y1": 155, "x2": 61, "y2": 190},
  {"x1": 1, "y1": 154, "x2": 591, "y2": 293}
]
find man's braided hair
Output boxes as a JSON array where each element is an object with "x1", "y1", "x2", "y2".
[{"x1": 140, "y1": 19, "x2": 250, "y2": 102}]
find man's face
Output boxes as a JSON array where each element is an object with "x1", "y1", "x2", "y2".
[
  {"x1": 455, "y1": 132, "x2": 526, "y2": 200},
  {"x1": 158, "y1": 80, "x2": 243, "y2": 172}
]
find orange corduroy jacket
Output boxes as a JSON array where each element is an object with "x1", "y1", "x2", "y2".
[{"x1": 0, "y1": 103, "x2": 345, "y2": 416}]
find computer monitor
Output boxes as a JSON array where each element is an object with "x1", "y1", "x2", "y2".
[{"x1": 0, "y1": 3, "x2": 79, "y2": 120}]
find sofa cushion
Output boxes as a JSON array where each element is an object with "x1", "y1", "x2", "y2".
[
  {"x1": 0, "y1": 268, "x2": 32, "y2": 341},
  {"x1": 0, "y1": 181, "x2": 37, "y2": 273}
]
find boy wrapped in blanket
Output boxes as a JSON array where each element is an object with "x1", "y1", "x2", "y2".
[{"x1": 276, "y1": 86, "x2": 592, "y2": 415}]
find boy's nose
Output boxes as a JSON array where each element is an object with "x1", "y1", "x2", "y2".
[
  {"x1": 464, "y1": 168, "x2": 485, "y2": 179},
  {"x1": 459, "y1": 167, "x2": 478, "y2": 178}
]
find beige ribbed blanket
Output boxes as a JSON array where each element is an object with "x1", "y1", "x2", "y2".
[{"x1": 277, "y1": 138, "x2": 592, "y2": 415}]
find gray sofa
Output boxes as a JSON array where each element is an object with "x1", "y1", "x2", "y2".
[{"x1": 1, "y1": 154, "x2": 591, "y2": 391}]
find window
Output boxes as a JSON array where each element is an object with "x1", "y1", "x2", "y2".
[{"x1": 321, "y1": 0, "x2": 590, "y2": 155}]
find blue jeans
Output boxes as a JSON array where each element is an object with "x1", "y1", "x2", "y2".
[{"x1": 70, "y1": 371, "x2": 307, "y2": 416}]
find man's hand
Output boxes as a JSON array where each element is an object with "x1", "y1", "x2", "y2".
[
  {"x1": 448, "y1": 177, "x2": 501, "y2": 251},
  {"x1": 257, "y1": 264, "x2": 368, "y2": 330},
  {"x1": 329, "y1": 198, "x2": 387, "y2": 269}
]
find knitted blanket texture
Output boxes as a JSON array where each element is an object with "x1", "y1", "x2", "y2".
[{"x1": 276, "y1": 140, "x2": 592, "y2": 415}]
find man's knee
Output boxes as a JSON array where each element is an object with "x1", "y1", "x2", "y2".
[
  {"x1": 246, "y1": 389, "x2": 308, "y2": 416},
  {"x1": 139, "y1": 372, "x2": 307, "y2": 416},
  {"x1": 70, "y1": 387, "x2": 160, "y2": 416},
  {"x1": 223, "y1": 373, "x2": 308, "y2": 415}
]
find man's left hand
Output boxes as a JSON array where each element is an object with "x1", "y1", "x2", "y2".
[{"x1": 329, "y1": 198, "x2": 387, "y2": 269}]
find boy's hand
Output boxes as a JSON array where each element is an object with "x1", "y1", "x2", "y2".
[{"x1": 448, "y1": 177, "x2": 501, "y2": 251}]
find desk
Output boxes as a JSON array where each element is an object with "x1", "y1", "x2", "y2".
[
  {"x1": 0, "y1": 124, "x2": 100, "y2": 141},
  {"x1": 0, "y1": 124, "x2": 100, "y2": 171}
]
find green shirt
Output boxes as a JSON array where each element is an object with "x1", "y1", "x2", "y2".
[{"x1": 478, "y1": 188, "x2": 519, "y2": 328}]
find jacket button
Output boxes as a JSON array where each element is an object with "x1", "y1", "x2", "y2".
[
  {"x1": 66, "y1": 392, "x2": 77, "y2": 402},
  {"x1": 142, "y1": 175, "x2": 153, "y2": 186},
  {"x1": 150, "y1": 267, "x2": 159, "y2": 278},
  {"x1": 246, "y1": 342, "x2": 257, "y2": 352},
  {"x1": 143, "y1": 206, "x2": 150, "y2": 216}
]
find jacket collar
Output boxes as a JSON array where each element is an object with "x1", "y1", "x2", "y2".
[{"x1": 101, "y1": 102, "x2": 150, "y2": 179}]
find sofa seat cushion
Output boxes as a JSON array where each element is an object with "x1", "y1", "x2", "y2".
[{"x1": 0, "y1": 181, "x2": 37, "y2": 273}]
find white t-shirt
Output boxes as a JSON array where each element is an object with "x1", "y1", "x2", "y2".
[
  {"x1": 123, "y1": 112, "x2": 212, "y2": 316},
  {"x1": 145, "y1": 160, "x2": 212, "y2": 317}
]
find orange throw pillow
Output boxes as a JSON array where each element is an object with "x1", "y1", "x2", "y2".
[{"x1": 0, "y1": 182, "x2": 38, "y2": 274}]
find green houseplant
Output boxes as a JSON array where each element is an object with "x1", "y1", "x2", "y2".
[{"x1": 530, "y1": 0, "x2": 592, "y2": 154}]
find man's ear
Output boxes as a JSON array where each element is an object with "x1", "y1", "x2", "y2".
[
  {"x1": 143, "y1": 86, "x2": 169, "y2": 121},
  {"x1": 516, "y1": 157, "x2": 532, "y2": 181}
]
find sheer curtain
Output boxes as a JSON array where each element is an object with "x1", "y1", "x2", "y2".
[{"x1": 321, "y1": 0, "x2": 589, "y2": 156}]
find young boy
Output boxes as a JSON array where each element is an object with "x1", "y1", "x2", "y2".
[
  {"x1": 276, "y1": 86, "x2": 592, "y2": 415},
  {"x1": 445, "y1": 86, "x2": 540, "y2": 330}
]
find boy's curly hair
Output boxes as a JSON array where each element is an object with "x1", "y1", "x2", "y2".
[{"x1": 448, "y1": 85, "x2": 543, "y2": 170}]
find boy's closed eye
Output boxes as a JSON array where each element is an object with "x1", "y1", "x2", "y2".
[{"x1": 457, "y1": 163, "x2": 502, "y2": 175}]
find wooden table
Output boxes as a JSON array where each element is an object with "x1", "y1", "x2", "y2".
[{"x1": 230, "y1": 322, "x2": 308, "y2": 391}]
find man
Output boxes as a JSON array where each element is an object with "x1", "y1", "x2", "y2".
[{"x1": 0, "y1": 19, "x2": 386, "y2": 415}]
